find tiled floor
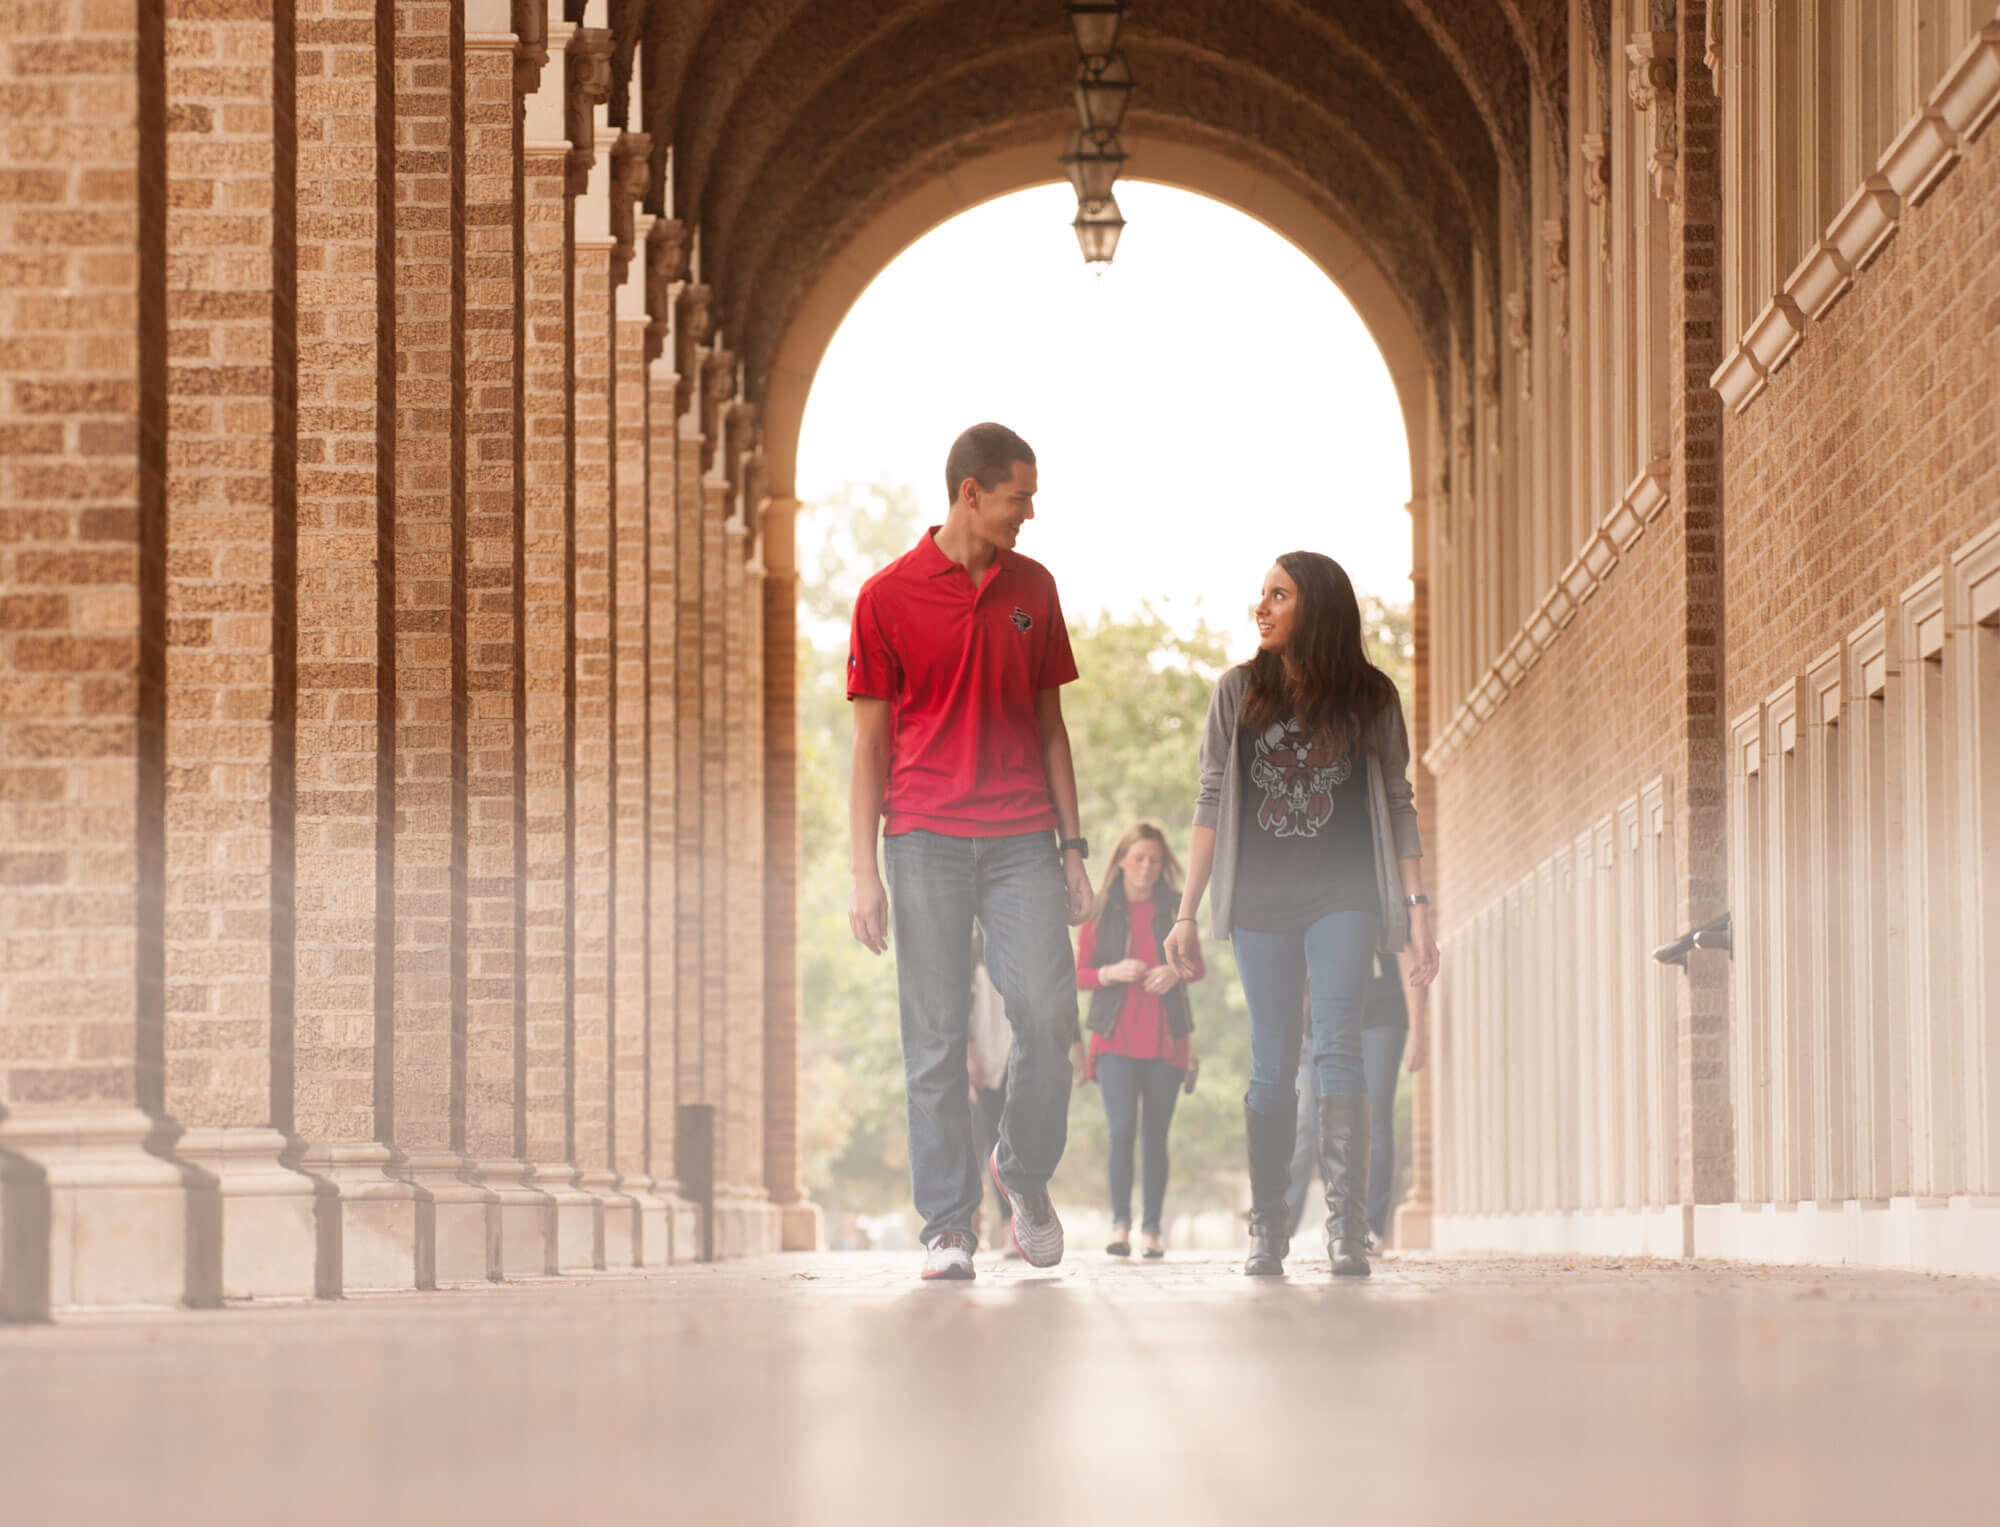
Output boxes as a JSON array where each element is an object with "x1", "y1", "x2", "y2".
[{"x1": 4, "y1": 1249, "x2": 1997, "y2": 1525}]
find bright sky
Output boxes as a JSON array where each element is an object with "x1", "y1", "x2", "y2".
[{"x1": 795, "y1": 180, "x2": 1412, "y2": 661}]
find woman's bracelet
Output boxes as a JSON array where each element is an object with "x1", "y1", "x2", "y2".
[{"x1": 1173, "y1": 916, "x2": 1197, "y2": 927}]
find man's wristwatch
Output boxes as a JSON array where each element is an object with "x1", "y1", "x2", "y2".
[
  {"x1": 1060, "y1": 837, "x2": 1089, "y2": 860},
  {"x1": 1405, "y1": 893, "x2": 1431, "y2": 909}
]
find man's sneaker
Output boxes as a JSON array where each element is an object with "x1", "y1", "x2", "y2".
[
  {"x1": 921, "y1": 1229, "x2": 977, "y2": 1281},
  {"x1": 989, "y1": 1145, "x2": 1064, "y2": 1268}
]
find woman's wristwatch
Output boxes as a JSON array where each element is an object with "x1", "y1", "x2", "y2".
[{"x1": 1405, "y1": 893, "x2": 1431, "y2": 909}]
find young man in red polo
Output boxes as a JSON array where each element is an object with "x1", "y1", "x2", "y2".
[{"x1": 847, "y1": 422, "x2": 1094, "y2": 1280}]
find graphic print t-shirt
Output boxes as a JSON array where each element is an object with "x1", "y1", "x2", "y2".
[{"x1": 1230, "y1": 715, "x2": 1379, "y2": 934}]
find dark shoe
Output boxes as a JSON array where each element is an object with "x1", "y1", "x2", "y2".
[
  {"x1": 1105, "y1": 1232, "x2": 1131, "y2": 1257},
  {"x1": 1243, "y1": 1096, "x2": 1297, "y2": 1276},
  {"x1": 1317, "y1": 1093, "x2": 1371, "y2": 1277}
]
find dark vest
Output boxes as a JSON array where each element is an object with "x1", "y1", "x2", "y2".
[{"x1": 1083, "y1": 888, "x2": 1195, "y2": 1041}]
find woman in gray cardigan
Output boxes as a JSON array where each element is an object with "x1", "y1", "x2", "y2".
[{"x1": 1164, "y1": 551, "x2": 1438, "y2": 1278}]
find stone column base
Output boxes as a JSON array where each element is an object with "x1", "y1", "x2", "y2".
[
  {"x1": 0, "y1": 1108, "x2": 220, "y2": 1316},
  {"x1": 713, "y1": 1189, "x2": 782, "y2": 1257},
  {"x1": 401, "y1": 1153, "x2": 500, "y2": 1286},
  {"x1": 670, "y1": 1190, "x2": 702, "y2": 1263},
  {"x1": 471, "y1": 1160, "x2": 555, "y2": 1278},
  {"x1": 619, "y1": 1176, "x2": 674, "y2": 1268},
  {"x1": 1390, "y1": 1202, "x2": 1433, "y2": 1251},
  {"x1": 580, "y1": 1170, "x2": 638, "y2": 1269},
  {"x1": 300, "y1": 1141, "x2": 425, "y2": 1294},
  {"x1": 527, "y1": 1163, "x2": 599, "y2": 1272},
  {"x1": 174, "y1": 1126, "x2": 323, "y2": 1301},
  {"x1": 778, "y1": 1199, "x2": 823, "y2": 1252}
]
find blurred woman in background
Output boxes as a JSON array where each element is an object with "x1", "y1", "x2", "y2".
[{"x1": 1073, "y1": 824, "x2": 1204, "y2": 1258}]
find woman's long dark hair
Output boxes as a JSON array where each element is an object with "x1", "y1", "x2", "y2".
[{"x1": 1240, "y1": 550, "x2": 1399, "y2": 762}]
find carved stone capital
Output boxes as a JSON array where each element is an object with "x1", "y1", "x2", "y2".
[
  {"x1": 564, "y1": 28, "x2": 613, "y2": 197},
  {"x1": 609, "y1": 130, "x2": 652, "y2": 285},
  {"x1": 1625, "y1": 31, "x2": 1680, "y2": 203},
  {"x1": 674, "y1": 284, "x2": 712, "y2": 416},
  {"x1": 1580, "y1": 132, "x2": 1612, "y2": 266},
  {"x1": 1541, "y1": 217, "x2": 1569, "y2": 350},
  {"x1": 512, "y1": 0, "x2": 548, "y2": 95},
  {"x1": 643, "y1": 219, "x2": 686, "y2": 362},
  {"x1": 1504, "y1": 291, "x2": 1531, "y2": 399}
]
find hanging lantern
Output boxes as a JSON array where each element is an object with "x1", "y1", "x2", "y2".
[
  {"x1": 1064, "y1": 1, "x2": 1124, "y2": 64},
  {"x1": 1073, "y1": 194, "x2": 1126, "y2": 268},
  {"x1": 1073, "y1": 53, "x2": 1136, "y2": 141},
  {"x1": 1060, "y1": 128, "x2": 1126, "y2": 207}
]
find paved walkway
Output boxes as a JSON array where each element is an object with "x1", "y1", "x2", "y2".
[{"x1": 4, "y1": 1249, "x2": 1997, "y2": 1526}]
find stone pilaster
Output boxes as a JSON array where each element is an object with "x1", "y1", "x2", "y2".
[
  {"x1": 1396, "y1": 495, "x2": 1435, "y2": 1251},
  {"x1": 292, "y1": 0, "x2": 422, "y2": 1294}
]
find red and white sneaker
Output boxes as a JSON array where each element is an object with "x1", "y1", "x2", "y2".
[
  {"x1": 921, "y1": 1229, "x2": 977, "y2": 1281},
  {"x1": 989, "y1": 1146, "x2": 1064, "y2": 1268}
]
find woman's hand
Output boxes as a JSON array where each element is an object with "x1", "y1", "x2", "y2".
[
  {"x1": 1101, "y1": 957, "x2": 1147, "y2": 984},
  {"x1": 1141, "y1": 964, "x2": 1180, "y2": 995},
  {"x1": 1163, "y1": 919, "x2": 1201, "y2": 981},
  {"x1": 1404, "y1": 1018, "x2": 1428, "y2": 1074},
  {"x1": 1407, "y1": 904, "x2": 1440, "y2": 987}
]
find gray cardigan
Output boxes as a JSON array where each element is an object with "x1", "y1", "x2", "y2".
[{"x1": 1191, "y1": 664, "x2": 1424, "y2": 953}]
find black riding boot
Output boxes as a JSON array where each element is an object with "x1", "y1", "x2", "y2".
[
  {"x1": 1317, "y1": 1093, "x2": 1371, "y2": 1277},
  {"x1": 1243, "y1": 1096, "x2": 1296, "y2": 1276}
]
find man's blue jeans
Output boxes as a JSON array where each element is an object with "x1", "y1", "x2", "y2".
[
  {"x1": 1231, "y1": 908, "x2": 1376, "y2": 1114},
  {"x1": 884, "y1": 829, "x2": 1078, "y2": 1247}
]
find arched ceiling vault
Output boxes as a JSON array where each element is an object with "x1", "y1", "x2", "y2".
[{"x1": 625, "y1": 0, "x2": 1571, "y2": 412}]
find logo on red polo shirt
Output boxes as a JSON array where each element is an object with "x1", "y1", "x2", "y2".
[{"x1": 1010, "y1": 606, "x2": 1033, "y2": 633}]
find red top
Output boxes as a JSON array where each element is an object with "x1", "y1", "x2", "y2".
[
  {"x1": 1078, "y1": 906, "x2": 1205, "y2": 1074},
  {"x1": 847, "y1": 528, "x2": 1079, "y2": 837}
]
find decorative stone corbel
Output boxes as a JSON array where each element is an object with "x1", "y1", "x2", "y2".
[
  {"x1": 643, "y1": 218, "x2": 686, "y2": 363},
  {"x1": 1626, "y1": 31, "x2": 1679, "y2": 203},
  {"x1": 564, "y1": 28, "x2": 613, "y2": 197},
  {"x1": 1541, "y1": 218, "x2": 1569, "y2": 350},
  {"x1": 1580, "y1": 132, "x2": 1611, "y2": 266},
  {"x1": 511, "y1": 0, "x2": 548, "y2": 94},
  {"x1": 1504, "y1": 291, "x2": 1531, "y2": 400},
  {"x1": 609, "y1": 131, "x2": 652, "y2": 287},
  {"x1": 674, "y1": 283, "x2": 712, "y2": 417},
  {"x1": 700, "y1": 347, "x2": 736, "y2": 473},
  {"x1": 1702, "y1": 1, "x2": 1722, "y2": 85}
]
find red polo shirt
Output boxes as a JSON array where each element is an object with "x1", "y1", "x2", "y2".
[{"x1": 847, "y1": 527, "x2": 1079, "y2": 837}]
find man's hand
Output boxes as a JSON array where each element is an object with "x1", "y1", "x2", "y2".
[
  {"x1": 1141, "y1": 964, "x2": 1180, "y2": 995},
  {"x1": 1407, "y1": 904, "x2": 1440, "y2": 987},
  {"x1": 1404, "y1": 1019, "x2": 1429, "y2": 1074},
  {"x1": 1101, "y1": 957, "x2": 1147, "y2": 984},
  {"x1": 1163, "y1": 919, "x2": 1201, "y2": 981},
  {"x1": 1070, "y1": 1041, "x2": 1091, "y2": 1086},
  {"x1": 849, "y1": 871, "x2": 889, "y2": 955},
  {"x1": 1062, "y1": 853, "x2": 1092, "y2": 927}
]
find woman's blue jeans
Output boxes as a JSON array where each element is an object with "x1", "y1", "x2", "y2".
[
  {"x1": 1232, "y1": 909, "x2": 1377, "y2": 1114},
  {"x1": 1096, "y1": 1053, "x2": 1183, "y2": 1233}
]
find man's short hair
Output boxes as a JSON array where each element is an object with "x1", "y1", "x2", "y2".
[{"x1": 944, "y1": 423, "x2": 1035, "y2": 506}]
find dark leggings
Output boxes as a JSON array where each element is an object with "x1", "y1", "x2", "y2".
[{"x1": 1097, "y1": 1053, "x2": 1184, "y2": 1233}]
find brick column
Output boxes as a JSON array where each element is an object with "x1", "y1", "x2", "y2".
[
  {"x1": 159, "y1": 0, "x2": 323, "y2": 1299},
  {"x1": 291, "y1": 0, "x2": 423, "y2": 1293},
  {"x1": 762, "y1": 495, "x2": 820, "y2": 1249},
  {"x1": 571, "y1": 130, "x2": 631, "y2": 1266},
  {"x1": 462, "y1": 12, "x2": 546, "y2": 1277},
  {"x1": 1396, "y1": 493, "x2": 1436, "y2": 1251},
  {"x1": 645, "y1": 293, "x2": 693, "y2": 1258},
  {"x1": 611, "y1": 235, "x2": 661, "y2": 1266},
  {"x1": 1672, "y1": 3, "x2": 1734, "y2": 1215},
  {"x1": 0, "y1": 0, "x2": 221, "y2": 1316},
  {"x1": 671, "y1": 296, "x2": 711, "y2": 1130},
  {"x1": 515, "y1": 33, "x2": 587, "y2": 1269},
  {"x1": 388, "y1": 0, "x2": 492, "y2": 1288}
]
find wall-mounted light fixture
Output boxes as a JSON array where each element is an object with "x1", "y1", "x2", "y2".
[{"x1": 1652, "y1": 911, "x2": 1732, "y2": 967}]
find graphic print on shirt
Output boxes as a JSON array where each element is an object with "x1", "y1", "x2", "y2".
[{"x1": 1249, "y1": 718, "x2": 1352, "y2": 838}]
